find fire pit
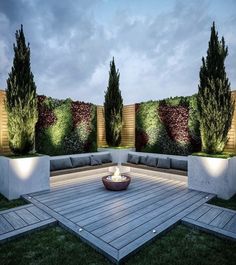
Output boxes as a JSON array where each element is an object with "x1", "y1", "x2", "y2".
[{"x1": 102, "y1": 167, "x2": 131, "y2": 191}]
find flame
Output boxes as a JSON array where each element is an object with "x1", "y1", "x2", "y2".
[{"x1": 107, "y1": 167, "x2": 127, "y2": 182}]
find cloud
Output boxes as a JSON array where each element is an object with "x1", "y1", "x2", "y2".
[{"x1": 0, "y1": 0, "x2": 235, "y2": 104}]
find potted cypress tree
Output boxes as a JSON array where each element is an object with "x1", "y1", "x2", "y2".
[
  {"x1": 188, "y1": 22, "x2": 236, "y2": 199},
  {"x1": 0, "y1": 25, "x2": 49, "y2": 199}
]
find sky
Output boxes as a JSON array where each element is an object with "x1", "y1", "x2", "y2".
[{"x1": 0, "y1": 0, "x2": 235, "y2": 104}]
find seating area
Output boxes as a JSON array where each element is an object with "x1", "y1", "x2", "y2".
[{"x1": 50, "y1": 152, "x2": 116, "y2": 176}]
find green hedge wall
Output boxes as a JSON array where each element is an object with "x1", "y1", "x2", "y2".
[
  {"x1": 36, "y1": 96, "x2": 97, "y2": 155},
  {"x1": 135, "y1": 95, "x2": 201, "y2": 155}
]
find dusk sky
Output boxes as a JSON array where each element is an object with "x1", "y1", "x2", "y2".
[{"x1": 0, "y1": 0, "x2": 235, "y2": 104}]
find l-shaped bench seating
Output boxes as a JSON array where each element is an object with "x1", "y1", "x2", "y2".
[{"x1": 50, "y1": 151, "x2": 188, "y2": 181}]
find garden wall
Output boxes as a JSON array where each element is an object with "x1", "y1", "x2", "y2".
[
  {"x1": 0, "y1": 89, "x2": 236, "y2": 155},
  {"x1": 35, "y1": 96, "x2": 97, "y2": 155},
  {"x1": 135, "y1": 96, "x2": 201, "y2": 155}
]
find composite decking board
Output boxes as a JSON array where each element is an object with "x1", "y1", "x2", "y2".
[
  {"x1": 182, "y1": 216, "x2": 236, "y2": 241},
  {"x1": 3, "y1": 211, "x2": 28, "y2": 230},
  {"x1": 33, "y1": 174, "x2": 108, "y2": 199},
  {"x1": 56, "y1": 179, "x2": 178, "y2": 216},
  {"x1": 21, "y1": 174, "x2": 219, "y2": 263},
  {"x1": 89, "y1": 187, "x2": 189, "y2": 236},
  {"x1": 0, "y1": 218, "x2": 57, "y2": 243},
  {"x1": 0, "y1": 215, "x2": 14, "y2": 234},
  {"x1": 79, "y1": 185, "x2": 186, "y2": 228},
  {"x1": 109, "y1": 192, "x2": 211, "y2": 249},
  {"x1": 49, "y1": 177, "x2": 174, "y2": 209},
  {"x1": 15, "y1": 208, "x2": 40, "y2": 225},
  {"x1": 0, "y1": 204, "x2": 32, "y2": 215},
  {"x1": 49, "y1": 177, "x2": 167, "y2": 210},
  {"x1": 22, "y1": 195, "x2": 119, "y2": 262},
  {"x1": 64, "y1": 180, "x2": 183, "y2": 220},
  {"x1": 197, "y1": 207, "x2": 223, "y2": 224},
  {"x1": 73, "y1": 182, "x2": 186, "y2": 225},
  {"x1": 38, "y1": 175, "x2": 166, "y2": 205},
  {"x1": 210, "y1": 210, "x2": 235, "y2": 229},
  {"x1": 47, "y1": 174, "x2": 173, "y2": 203},
  {"x1": 53, "y1": 178, "x2": 179, "y2": 213},
  {"x1": 205, "y1": 203, "x2": 236, "y2": 214},
  {"x1": 224, "y1": 214, "x2": 236, "y2": 233},
  {"x1": 100, "y1": 190, "x2": 200, "y2": 243},
  {"x1": 185, "y1": 204, "x2": 211, "y2": 220},
  {"x1": 119, "y1": 194, "x2": 214, "y2": 260},
  {"x1": 26, "y1": 206, "x2": 52, "y2": 221}
]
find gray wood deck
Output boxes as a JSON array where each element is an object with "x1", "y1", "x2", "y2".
[
  {"x1": 0, "y1": 204, "x2": 56, "y2": 243},
  {"x1": 182, "y1": 203, "x2": 236, "y2": 241},
  {"x1": 22, "y1": 172, "x2": 214, "y2": 263}
]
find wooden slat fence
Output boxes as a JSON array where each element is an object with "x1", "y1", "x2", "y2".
[{"x1": 97, "y1": 104, "x2": 135, "y2": 147}]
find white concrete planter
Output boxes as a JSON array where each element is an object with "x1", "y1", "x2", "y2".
[
  {"x1": 0, "y1": 155, "x2": 50, "y2": 200},
  {"x1": 97, "y1": 148, "x2": 135, "y2": 164},
  {"x1": 188, "y1": 155, "x2": 236, "y2": 199}
]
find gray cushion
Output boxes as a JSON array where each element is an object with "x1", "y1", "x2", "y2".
[
  {"x1": 95, "y1": 153, "x2": 112, "y2": 163},
  {"x1": 127, "y1": 154, "x2": 133, "y2": 163},
  {"x1": 171, "y1": 159, "x2": 188, "y2": 171},
  {"x1": 70, "y1": 156, "x2": 90, "y2": 168},
  {"x1": 50, "y1": 158, "x2": 73, "y2": 171},
  {"x1": 140, "y1": 156, "x2": 147, "y2": 165},
  {"x1": 129, "y1": 155, "x2": 140, "y2": 164},
  {"x1": 157, "y1": 157, "x2": 170, "y2": 169},
  {"x1": 146, "y1": 156, "x2": 157, "y2": 167},
  {"x1": 90, "y1": 155, "x2": 102, "y2": 166}
]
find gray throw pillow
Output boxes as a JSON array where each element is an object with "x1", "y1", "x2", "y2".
[
  {"x1": 146, "y1": 156, "x2": 157, "y2": 167},
  {"x1": 130, "y1": 155, "x2": 140, "y2": 164},
  {"x1": 171, "y1": 159, "x2": 188, "y2": 171},
  {"x1": 157, "y1": 157, "x2": 170, "y2": 169},
  {"x1": 70, "y1": 156, "x2": 90, "y2": 168},
  {"x1": 96, "y1": 153, "x2": 112, "y2": 163},
  {"x1": 90, "y1": 155, "x2": 102, "y2": 166},
  {"x1": 140, "y1": 156, "x2": 147, "y2": 165},
  {"x1": 127, "y1": 154, "x2": 133, "y2": 163},
  {"x1": 50, "y1": 158, "x2": 73, "y2": 171}
]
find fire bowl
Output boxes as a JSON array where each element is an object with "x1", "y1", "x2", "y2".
[{"x1": 102, "y1": 175, "x2": 131, "y2": 191}]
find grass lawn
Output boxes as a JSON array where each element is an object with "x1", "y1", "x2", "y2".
[
  {"x1": 0, "y1": 225, "x2": 235, "y2": 265},
  {"x1": 208, "y1": 195, "x2": 236, "y2": 211},
  {"x1": 0, "y1": 194, "x2": 27, "y2": 211}
]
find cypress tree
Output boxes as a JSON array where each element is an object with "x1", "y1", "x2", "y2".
[
  {"x1": 104, "y1": 57, "x2": 123, "y2": 146},
  {"x1": 6, "y1": 25, "x2": 38, "y2": 155},
  {"x1": 197, "y1": 22, "x2": 234, "y2": 154}
]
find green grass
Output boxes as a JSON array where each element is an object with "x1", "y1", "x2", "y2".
[
  {"x1": 0, "y1": 225, "x2": 235, "y2": 265},
  {"x1": 0, "y1": 194, "x2": 27, "y2": 211},
  {"x1": 208, "y1": 195, "x2": 236, "y2": 211},
  {"x1": 192, "y1": 152, "x2": 236, "y2": 159}
]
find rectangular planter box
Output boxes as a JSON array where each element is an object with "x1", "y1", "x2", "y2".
[
  {"x1": 97, "y1": 148, "x2": 135, "y2": 164},
  {"x1": 188, "y1": 155, "x2": 236, "y2": 199},
  {"x1": 0, "y1": 155, "x2": 50, "y2": 200}
]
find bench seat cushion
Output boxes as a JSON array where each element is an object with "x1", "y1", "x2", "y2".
[
  {"x1": 171, "y1": 158, "x2": 188, "y2": 171},
  {"x1": 70, "y1": 156, "x2": 90, "y2": 168},
  {"x1": 122, "y1": 162, "x2": 187, "y2": 176},
  {"x1": 50, "y1": 158, "x2": 73, "y2": 171},
  {"x1": 50, "y1": 162, "x2": 117, "y2": 177}
]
